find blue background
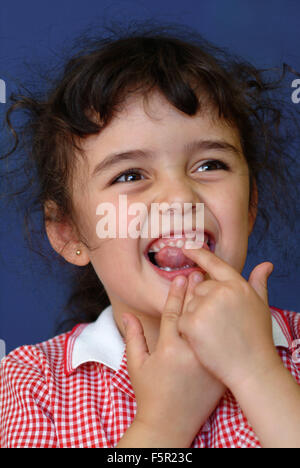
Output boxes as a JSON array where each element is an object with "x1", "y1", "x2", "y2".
[{"x1": 0, "y1": 0, "x2": 299, "y2": 354}]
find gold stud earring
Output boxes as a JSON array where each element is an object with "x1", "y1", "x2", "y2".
[{"x1": 76, "y1": 249, "x2": 81, "y2": 256}]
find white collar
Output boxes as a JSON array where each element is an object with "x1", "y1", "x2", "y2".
[
  {"x1": 71, "y1": 305, "x2": 125, "y2": 372},
  {"x1": 70, "y1": 305, "x2": 290, "y2": 373}
]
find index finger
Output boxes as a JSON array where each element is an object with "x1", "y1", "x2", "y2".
[
  {"x1": 182, "y1": 247, "x2": 241, "y2": 282},
  {"x1": 159, "y1": 276, "x2": 188, "y2": 342},
  {"x1": 183, "y1": 271, "x2": 204, "y2": 309}
]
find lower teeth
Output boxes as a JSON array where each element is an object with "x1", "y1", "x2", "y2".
[{"x1": 158, "y1": 265, "x2": 192, "y2": 271}]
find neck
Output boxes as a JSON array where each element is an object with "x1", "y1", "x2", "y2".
[{"x1": 111, "y1": 299, "x2": 162, "y2": 354}]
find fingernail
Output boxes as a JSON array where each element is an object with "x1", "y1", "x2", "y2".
[
  {"x1": 192, "y1": 272, "x2": 202, "y2": 283},
  {"x1": 174, "y1": 276, "x2": 186, "y2": 287},
  {"x1": 184, "y1": 239, "x2": 203, "y2": 249},
  {"x1": 184, "y1": 240, "x2": 197, "y2": 250}
]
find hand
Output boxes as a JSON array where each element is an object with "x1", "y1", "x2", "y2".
[
  {"x1": 122, "y1": 275, "x2": 225, "y2": 447},
  {"x1": 177, "y1": 248, "x2": 282, "y2": 392}
]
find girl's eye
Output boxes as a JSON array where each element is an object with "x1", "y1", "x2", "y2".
[
  {"x1": 111, "y1": 169, "x2": 145, "y2": 184},
  {"x1": 111, "y1": 160, "x2": 229, "y2": 185},
  {"x1": 195, "y1": 160, "x2": 229, "y2": 172}
]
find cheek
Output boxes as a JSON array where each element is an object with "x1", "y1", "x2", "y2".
[
  {"x1": 222, "y1": 174, "x2": 250, "y2": 227},
  {"x1": 74, "y1": 189, "x2": 147, "y2": 272},
  {"x1": 91, "y1": 238, "x2": 169, "y2": 315},
  {"x1": 91, "y1": 238, "x2": 141, "y2": 282},
  {"x1": 82, "y1": 193, "x2": 147, "y2": 246},
  {"x1": 223, "y1": 189, "x2": 249, "y2": 229},
  {"x1": 211, "y1": 179, "x2": 249, "y2": 225},
  {"x1": 213, "y1": 181, "x2": 250, "y2": 269}
]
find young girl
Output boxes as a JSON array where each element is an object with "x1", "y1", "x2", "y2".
[{"x1": 1, "y1": 22, "x2": 300, "y2": 448}]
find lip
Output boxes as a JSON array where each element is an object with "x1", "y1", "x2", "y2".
[
  {"x1": 143, "y1": 229, "x2": 216, "y2": 281},
  {"x1": 144, "y1": 258, "x2": 207, "y2": 280}
]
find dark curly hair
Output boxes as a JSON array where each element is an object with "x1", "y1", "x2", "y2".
[{"x1": 1, "y1": 19, "x2": 299, "y2": 332}]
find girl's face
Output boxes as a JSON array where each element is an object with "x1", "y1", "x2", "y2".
[{"x1": 71, "y1": 91, "x2": 255, "y2": 319}]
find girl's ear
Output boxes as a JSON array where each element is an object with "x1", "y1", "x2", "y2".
[
  {"x1": 44, "y1": 201, "x2": 90, "y2": 266},
  {"x1": 248, "y1": 177, "x2": 258, "y2": 236}
]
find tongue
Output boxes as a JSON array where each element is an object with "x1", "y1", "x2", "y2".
[{"x1": 154, "y1": 246, "x2": 197, "y2": 269}]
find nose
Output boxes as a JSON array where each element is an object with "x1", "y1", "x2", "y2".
[
  {"x1": 152, "y1": 175, "x2": 203, "y2": 235},
  {"x1": 153, "y1": 174, "x2": 201, "y2": 208}
]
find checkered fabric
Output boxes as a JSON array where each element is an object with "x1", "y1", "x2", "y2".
[{"x1": 1, "y1": 306, "x2": 299, "y2": 448}]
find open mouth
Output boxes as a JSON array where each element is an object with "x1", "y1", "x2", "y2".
[{"x1": 144, "y1": 231, "x2": 216, "y2": 279}]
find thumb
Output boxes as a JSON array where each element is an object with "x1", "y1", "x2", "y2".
[
  {"x1": 122, "y1": 312, "x2": 149, "y2": 372},
  {"x1": 248, "y1": 262, "x2": 274, "y2": 305}
]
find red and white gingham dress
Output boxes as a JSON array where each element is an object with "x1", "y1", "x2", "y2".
[{"x1": 0, "y1": 305, "x2": 299, "y2": 448}]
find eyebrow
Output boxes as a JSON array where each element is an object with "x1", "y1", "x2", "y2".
[{"x1": 91, "y1": 139, "x2": 242, "y2": 178}]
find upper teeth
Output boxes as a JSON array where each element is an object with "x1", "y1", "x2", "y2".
[{"x1": 148, "y1": 233, "x2": 210, "y2": 253}]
